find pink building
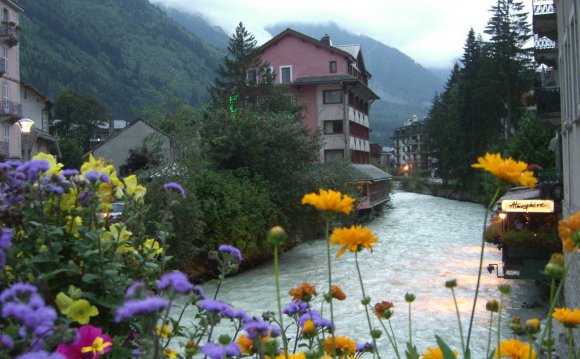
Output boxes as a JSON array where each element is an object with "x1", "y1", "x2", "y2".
[{"x1": 259, "y1": 29, "x2": 380, "y2": 164}]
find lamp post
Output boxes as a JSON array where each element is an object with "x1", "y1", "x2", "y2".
[{"x1": 17, "y1": 118, "x2": 34, "y2": 161}]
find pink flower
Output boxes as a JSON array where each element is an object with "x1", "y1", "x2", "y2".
[{"x1": 57, "y1": 325, "x2": 112, "y2": 359}]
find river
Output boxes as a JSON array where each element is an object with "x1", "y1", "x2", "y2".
[{"x1": 181, "y1": 191, "x2": 549, "y2": 357}]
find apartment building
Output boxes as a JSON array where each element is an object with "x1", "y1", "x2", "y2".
[{"x1": 391, "y1": 115, "x2": 429, "y2": 174}]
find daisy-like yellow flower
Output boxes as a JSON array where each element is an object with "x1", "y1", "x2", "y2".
[
  {"x1": 323, "y1": 335, "x2": 356, "y2": 357},
  {"x1": 558, "y1": 211, "x2": 580, "y2": 252},
  {"x1": 495, "y1": 338, "x2": 536, "y2": 359},
  {"x1": 81, "y1": 336, "x2": 112, "y2": 357},
  {"x1": 301, "y1": 319, "x2": 316, "y2": 338},
  {"x1": 471, "y1": 152, "x2": 537, "y2": 188},
  {"x1": 164, "y1": 348, "x2": 178, "y2": 359},
  {"x1": 301, "y1": 189, "x2": 355, "y2": 215},
  {"x1": 237, "y1": 334, "x2": 254, "y2": 355},
  {"x1": 274, "y1": 352, "x2": 306, "y2": 359},
  {"x1": 68, "y1": 299, "x2": 99, "y2": 324},
  {"x1": 330, "y1": 225, "x2": 378, "y2": 258},
  {"x1": 156, "y1": 323, "x2": 171, "y2": 338},
  {"x1": 553, "y1": 307, "x2": 580, "y2": 328},
  {"x1": 421, "y1": 346, "x2": 458, "y2": 359},
  {"x1": 288, "y1": 282, "x2": 318, "y2": 302}
]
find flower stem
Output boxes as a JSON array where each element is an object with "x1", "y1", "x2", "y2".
[
  {"x1": 466, "y1": 187, "x2": 501, "y2": 349},
  {"x1": 273, "y1": 245, "x2": 289, "y2": 358},
  {"x1": 497, "y1": 292, "x2": 505, "y2": 359},
  {"x1": 408, "y1": 301, "x2": 413, "y2": 347},
  {"x1": 568, "y1": 327, "x2": 574, "y2": 359},
  {"x1": 486, "y1": 312, "x2": 494, "y2": 358},
  {"x1": 355, "y1": 251, "x2": 380, "y2": 359},
  {"x1": 379, "y1": 319, "x2": 401, "y2": 358},
  {"x1": 325, "y1": 218, "x2": 337, "y2": 358},
  {"x1": 451, "y1": 287, "x2": 466, "y2": 354}
]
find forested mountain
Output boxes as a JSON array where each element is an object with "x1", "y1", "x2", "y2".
[
  {"x1": 266, "y1": 23, "x2": 445, "y2": 144},
  {"x1": 19, "y1": 0, "x2": 223, "y2": 122}
]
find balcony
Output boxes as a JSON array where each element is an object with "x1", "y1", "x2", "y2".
[
  {"x1": 0, "y1": 140, "x2": 7, "y2": 156},
  {"x1": 534, "y1": 35, "x2": 558, "y2": 67},
  {"x1": 532, "y1": 0, "x2": 557, "y2": 41},
  {"x1": 535, "y1": 86, "x2": 561, "y2": 130},
  {"x1": 0, "y1": 57, "x2": 5, "y2": 75},
  {"x1": 0, "y1": 101, "x2": 22, "y2": 121}
]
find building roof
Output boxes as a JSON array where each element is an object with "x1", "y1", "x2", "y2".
[
  {"x1": 335, "y1": 44, "x2": 361, "y2": 59},
  {"x1": 20, "y1": 81, "x2": 53, "y2": 105},
  {"x1": 4, "y1": 0, "x2": 24, "y2": 12},
  {"x1": 260, "y1": 28, "x2": 355, "y2": 60},
  {"x1": 350, "y1": 164, "x2": 392, "y2": 181}
]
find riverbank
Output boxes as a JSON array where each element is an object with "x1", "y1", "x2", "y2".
[{"x1": 397, "y1": 176, "x2": 488, "y2": 204}]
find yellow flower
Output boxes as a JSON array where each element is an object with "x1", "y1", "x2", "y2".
[
  {"x1": 471, "y1": 152, "x2": 537, "y2": 188},
  {"x1": 81, "y1": 336, "x2": 112, "y2": 357},
  {"x1": 157, "y1": 323, "x2": 171, "y2": 339},
  {"x1": 55, "y1": 292, "x2": 74, "y2": 315},
  {"x1": 421, "y1": 346, "x2": 458, "y2": 359},
  {"x1": 525, "y1": 318, "x2": 541, "y2": 334},
  {"x1": 60, "y1": 186, "x2": 79, "y2": 212},
  {"x1": 124, "y1": 174, "x2": 147, "y2": 202},
  {"x1": 141, "y1": 238, "x2": 164, "y2": 258},
  {"x1": 558, "y1": 211, "x2": 580, "y2": 252},
  {"x1": 330, "y1": 225, "x2": 378, "y2": 258},
  {"x1": 274, "y1": 352, "x2": 306, "y2": 359},
  {"x1": 104, "y1": 223, "x2": 132, "y2": 244},
  {"x1": 323, "y1": 335, "x2": 356, "y2": 357},
  {"x1": 301, "y1": 189, "x2": 355, "y2": 215},
  {"x1": 237, "y1": 334, "x2": 254, "y2": 355},
  {"x1": 68, "y1": 299, "x2": 99, "y2": 324},
  {"x1": 81, "y1": 154, "x2": 107, "y2": 174},
  {"x1": 65, "y1": 215, "x2": 82, "y2": 238},
  {"x1": 330, "y1": 284, "x2": 346, "y2": 300},
  {"x1": 32, "y1": 152, "x2": 63, "y2": 176},
  {"x1": 553, "y1": 307, "x2": 580, "y2": 328},
  {"x1": 164, "y1": 348, "x2": 178, "y2": 359},
  {"x1": 301, "y1": 319, "x2": 316, "y2": 338},
  {"x1": 495, "y1": 339, "x2": 536, "y2": 359}
]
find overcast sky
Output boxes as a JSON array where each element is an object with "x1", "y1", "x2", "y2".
[{"x1": 150, "y1": 0, "x2": 533, "y2": 70}]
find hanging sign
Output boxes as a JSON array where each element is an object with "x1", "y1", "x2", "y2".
[{"x1": 501, "y1": 199, "x2": 554, "y2": 213}]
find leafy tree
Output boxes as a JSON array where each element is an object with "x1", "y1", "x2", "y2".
[
  {"x1": 484, "y1": 0, "x2": 534, "y2": 140},
  {"x1": 52, "y1": 89, "x2": 108, "y2": 153},
  {"x1": 504, "y1": 115, "x2": 555, "y2": 169},
  {"x1": 57, "y1": 137, "x2": 84, "y2": 169}
]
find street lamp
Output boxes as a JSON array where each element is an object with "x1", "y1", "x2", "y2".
[{"x1": 17, "y1": 118, "x2": 34, "y2": 161}]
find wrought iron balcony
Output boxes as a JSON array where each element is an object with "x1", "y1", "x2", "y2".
[
  {"x1": 533, "y1": 0, "x2": 557, "y2": 41},
  {"x1": 0, "y1": 140, "x2": 8, "y2": 156},
  {"x1": 534, "y1": 35, "x2": 558, "y2": 67},
  {"x1": 0, "y1": 21, "x2": 20, "y2": 47},
  {"x1": 0, "y1": 101, "x2": 22, "y2": 120}
]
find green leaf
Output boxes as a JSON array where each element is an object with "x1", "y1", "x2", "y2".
[
  {"x1": 487, "y1": 349, "x2": 495, "y2": 359},
  {"x1": 81, "y1": 273, "x2": 99, "y2": 283},
  {"x1": 405, "y1": 342, "x2": 420, "y2": 359},
  {"x1": 435, "y1": 335, "x2": 458, "y2": 359}
]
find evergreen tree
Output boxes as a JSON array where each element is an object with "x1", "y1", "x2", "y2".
[{"x1": 484, "y1": 0, "x2": 534, "y2": 140}]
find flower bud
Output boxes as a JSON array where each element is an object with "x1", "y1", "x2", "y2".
[
  {"x1": 445, "y1": 279, "x2": 457, "y2": 288},
  {"x1": 184, "y1": 340, "x2": 197, "y2": 357},
  {"x1": 267, "y1": 226, "x2": 287, "y2": 246},
  {"x1": 525, "y1": 318, "x2": 541, "y2": 334},
  {"x1": 486, "y1": 299, "x2": 499, "y2": 313},
  {"x1": 302, "y1": 319, "x2": 316, "y2": 339},
  {"x1": 510, "y1": 316, "x2": 523, "y2": 334},
  {"x1": 405, "y1": 293, "x2": 416, "y2": 303},
  {"x1": 544, "y1": 261, "x2": 565, "y2": 279},
  {"x1": 361, "y1": 296, "x2": 371, "y2": 305},
  {"x1": 371, "y1": 329, "x2": 382, "y2": 339},
  {"x1": 218, "y1": 334, "x2": 231, "y2": 345},
  {"x1": 499, "y1": 284, "x2": 511, "y2": 295}
]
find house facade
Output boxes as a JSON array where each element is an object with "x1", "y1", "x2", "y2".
[
  {"x1": 0, "y1": 0, "x2": 22, "y2": 160},
  {"x1": 391, "y1": 115, "x2": 429, "y2": 174},
  {"x1": 20, "y1": 81, "x2": 60, "y2": 158},
  {"x1": 258, "y1": 29, "x2": 380, "y2": 164},
  {"x1": 533, "y1": 0, "x2": 580, "y2": 346}
]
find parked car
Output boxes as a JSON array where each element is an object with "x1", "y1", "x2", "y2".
[{"x1": 103, "y1": 201, "x2": 125, "y2": 222}]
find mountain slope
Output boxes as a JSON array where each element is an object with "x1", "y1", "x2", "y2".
[
  {"x1": 19, "y1": 0, "x2": 224, "y2": 122},
  {"x1": 266, "y1": 23, "x2": 445, "y2": 144}
]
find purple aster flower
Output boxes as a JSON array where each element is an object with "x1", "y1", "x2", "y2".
[
  {"x1": 234, "y1": 310, "x2": 250, "y2": 322},
  {"x1": 218, "y1": 244, "x2": 243, "y2": 262},
  {"x1": 356, "y1": 342, "x2": 375, "y2": 353},
  {"x1": 84, "y1": 170, "x2": 101, "y2": 182},
  {"x1": 99, "y1": 173, "x2": 110, "y2": 183},
  {"x1": 243, "y1": 318, "x2": 271, "y2": 339},
  {"x1": 283, "y1": 301, "x2": 309, "y2": 316},
  {"x1": 201, "y1": 341, "x2": 241, "y2": 359},
  {"x1": 45, "y1": 184, "x2": 64, "y2": 195},
  {"x1": 163, "y1": 182, "x2": 186, "y2": 199},
  {"x1": 1, "y1": 228, "x2": 14, "y2": 250},
  {"x1": 115, "y1": 296, "x2": 170, "y2": 322},
  {"x1": 0, "y1": 282, "x2": 38, "y2": 303},
  {"x1": 219, "y1": 307, "x2": 235, "y2": 319},
  {"x1": 269, "y1": 324, "x2": 281, "y2": 338},
  {"x1": 299, "y1": 310, "x2": 333, "y2": 331},
  {"x1": 62, "y1": 169, "x2": 79, "y2": 177},
  {"x1": 125, "y1": 281, "x2": 145, "y2": 299},
  {"x1": 15, "y1": 351, "x2": 65, "y2": 359},
  {"x1": 192, "y1": 285, "x2": 207, "y2": 300},
  {"x1": 157, "y1": 271, "x2": 194, "y2": 294},
  {"x1": 0, "y1": 333, "x2": 13, "y2": 349},
  {"x1": 198, "y1": 300, "x2": 232, "y2": 314}
]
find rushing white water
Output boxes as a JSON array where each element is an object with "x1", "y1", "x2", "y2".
[{"x1": 180, "y1": 191, "x2": 549, "y2": 357}]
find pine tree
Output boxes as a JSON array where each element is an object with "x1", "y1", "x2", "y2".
[{"x1": 484, "y1": 0, "x2": 534, "y2": 140}]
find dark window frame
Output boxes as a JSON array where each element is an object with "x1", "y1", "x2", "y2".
[{"x1": 323, "y1": 89, "x2": 343, "y2": 104}]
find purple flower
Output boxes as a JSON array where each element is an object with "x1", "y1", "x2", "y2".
[
  {"x1": 234, "y1": 310, "x2": 250, "y2": 322},
  {"x1": 0, "y1": 333, "x2": 13, "y2": 349},
  {"x1": 357, "y1": 342, "x2": 375, "y2": 353},
  {"x1": 218, "y1": 245, "x2": 243, "y2": 262},
  {"x1": 15, "y1": 352, "x2": 65, "y2": 359},
  {"x1": 44, "y1": 185, "x2": 64, "y2": 195},
  {"x1": 192, "y1": 285, "x2": 207, "y2": 300},
  {"x1": 201, "y1": 341, "x2": 241, "y2": 359},
  {"x1": 0, "y1": 228, "x2": 13, "y2": 249},
  {"x1": 198, "y1": 300, "x2": 232, "y2": 314},
  {"x1": 125, "y1": 281, "x2": 145, "y2": 299},
  {"x1": 0, "y1": 282, "x2": 38, "y2": 303},
  {"x1": 62, "y1": 169, "x2": 79, "y2": 177},
  {"x1": 84, "y1": 170, "x2": 101, "y2": 182},
  {"x1": 99, "y1": 173, "x2": 110, "y2": 183},
  {"x1": 283, "y1": 301, "x2": 309, "y2": 316},
  {"x1": 299, "y1": 310, "x2": 333, "y2": 331},
  {"x1": 243, "y1": 318, "x2": 271, "y2": 339},
  {"x1": 114, "y1": 296, "x2": 170, "y2": 322},
  {"x1": 269, "y1": 324, "x2": 281, "y2": 338},
  {"x1": 157, "y1": 271, "x2": 194, "y2": 294},
  {"x1": 163, "y1": 182, "x2": 186, "y2": 199}
]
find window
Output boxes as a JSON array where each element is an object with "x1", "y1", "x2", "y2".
[
  {"x1": 3, "y1": 123, "x2": 9, "y2": 144},
  {"x1": 2, "y1": 47, "x2": 7, "y2": 72},
  {"x1": 324, "y1": 120, "x2": 343, "y2": 134},
  {"x1": 280, "y1": 66, "x2": 292, "y2": 84},
  {"x1": 2, "y1": 8, "x2": 8, "y2": 22},
  {"x1": 323, "y1": 90, "x2": 342, "y2": 104},
  {"x1": 325, "y1": 149, "x2": 343, "y2": 162},
  {"x1": 246, "y1": 68, "x2": 257, "y2": 85},
  {"x1": 329, "y1": 61, "x2": 337, "y2": 73}
]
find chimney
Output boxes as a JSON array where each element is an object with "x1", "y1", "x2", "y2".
[
  {"x1": 321, "y1": 33, "x2": 331, "y2": 46},
  {"x1": 108, "y1": 114, "x2": 114, "y2": 137}
]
